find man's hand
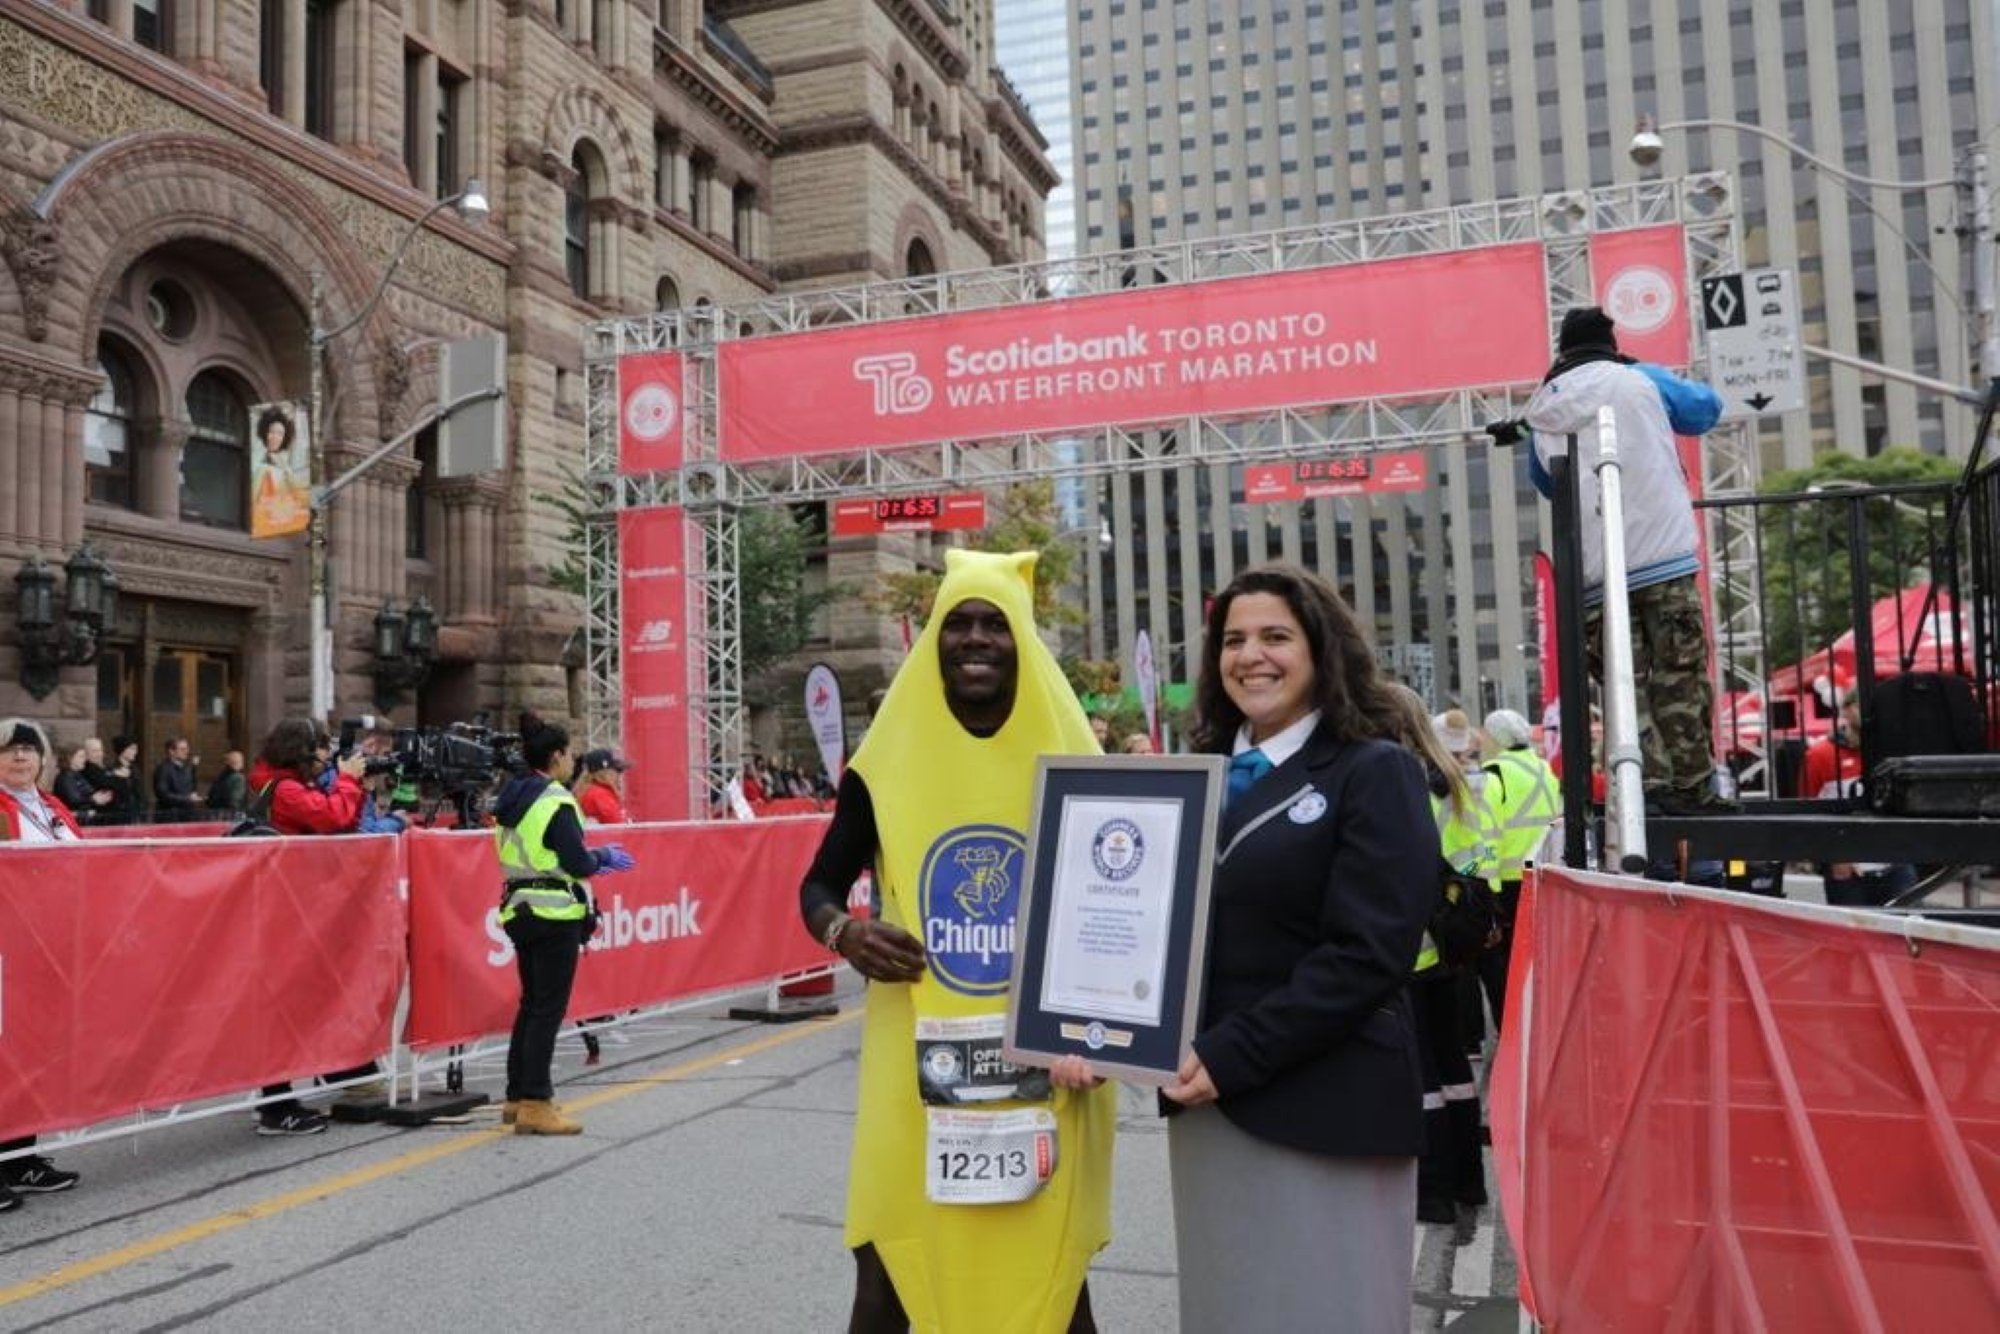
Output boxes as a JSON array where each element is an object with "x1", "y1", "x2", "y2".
[
  {"x1": 838, "y1": 918, "x2": 926, "y2": 983},
  {"x1": 336, "y1": 754, "x2": 369, "y2": 780},
  {"x1": 1049, "y1": 1055, "x2": 1105, "y2": 1090},
  {"x1": 1484, "y1": 418, "x2": 1529, "y2": 447}
]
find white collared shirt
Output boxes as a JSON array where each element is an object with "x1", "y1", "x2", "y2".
[
  {"x1": 1233, "y1": 710, "x2": 1322, "y2": 768},
  {"x1": 3, "y1": 784, "x2": 75, "y2": 843}
]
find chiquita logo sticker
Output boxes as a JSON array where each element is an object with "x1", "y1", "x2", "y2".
[{"x1": 918, "y1": 824, "x2": 1025, "y2": 995}]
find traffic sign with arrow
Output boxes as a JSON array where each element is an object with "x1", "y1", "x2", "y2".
[{"x1": 1700, "y1": 268, "x2": 1805, "y2": 420}]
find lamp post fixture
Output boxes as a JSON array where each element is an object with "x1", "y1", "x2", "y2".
[
  {"x1": 307, "y1": 179, "x2": 488, "y2": 721},
  {"x1": 1631, "y1": 115, "x2": 1996, "y2": 384},
  {"x1": 13, "y1": 541, "x2": 120, "y2": 700},
  {"x1": 371, "y1": 594, "x2": 438, "y2": 708}
]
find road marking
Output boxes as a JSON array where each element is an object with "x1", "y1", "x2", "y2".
[{"x1": 0, "y1": 1011, "x2": 858, "y2": 1310}]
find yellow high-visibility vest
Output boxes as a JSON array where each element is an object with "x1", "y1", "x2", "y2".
[
  {"x1": 1482, "y1": 748, "x2": 1559, "y2": 882},
  {"x1": 495, "y1": 784, "x2": 589, "y2": 924}
]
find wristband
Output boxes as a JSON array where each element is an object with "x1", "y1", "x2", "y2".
[{"x1": 822, "y1": 912, "x2": 854, "y2": 955}]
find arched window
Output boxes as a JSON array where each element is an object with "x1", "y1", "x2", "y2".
[
  {"x1": 905, "y1": 238, "x2": 936, "y2": 278},
  {"x1": 565, "y1": 147, "x2": 593, "y2": 298},
  {"x1": 655, "y1": 275, "x2": 681, "y2": 311},
  {"x1": 182, "y1": 370, "x2": 248, "y2": 529},
  {"x1": 86, "y1": 339, "x2": 140, "y2": 509},
  {"x1": 406, "y1": 426, "x2": 437, "y2": 558}
]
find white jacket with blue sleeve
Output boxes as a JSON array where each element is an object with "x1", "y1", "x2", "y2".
[{"x1": 1525, "y1": 360, "x2": 1722, "y2": 604}]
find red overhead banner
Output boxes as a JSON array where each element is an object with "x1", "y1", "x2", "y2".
[
  {"x1": 620, "y1": 506, "x2": 691, "y2": 821},
  {"x1": 717, "y1": 243, "x2": 1557, "y2": 461},
  {"x1": 402, "y1": 820, "x2": 835, "y2": 1048},
  {"x1": 1591, "y1": 225, "x2": 1693, "y2": 369},
  {"x1": 0, "y1": 836, "x2": 404, "y2": 1139},
  {"x1": 1242, "y1": 449, "x2": 1428, "y2": 503},
  {"x1": 618, "y1": 351, "x2": 686, "y2": 474}
]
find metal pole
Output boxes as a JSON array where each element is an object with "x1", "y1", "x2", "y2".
[
  {"x1": 1549, "y1": 447, "x2": 1594, "y2": 870},
  {"x1": 308, "y1": 275, "x2": 332, "y2": 723},
  {"x1": 1593, "y1": 406, "x2": 1649, "y2": 873},
  {"x1": 1970, "y1": 145, "x2": 1997, "y2": 382}
]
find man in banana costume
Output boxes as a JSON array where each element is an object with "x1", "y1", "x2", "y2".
[{"x1": 799, "y1": 549, "x2": 1116, "y2": 1333}]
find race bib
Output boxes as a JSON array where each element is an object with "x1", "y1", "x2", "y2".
[
  {"x1": 915, "y1": 1015, "x2": 1051, "y2": 1106},
  {"x1": 923, "y1": 1106, "x2": 1059, "y2": 1206}
]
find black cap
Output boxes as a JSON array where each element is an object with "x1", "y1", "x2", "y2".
[
  {"x1": 3, "y1": 721, "x2": 46, "y2": 754},
  {"x1": 1557, "y1": 306, "x2": 1621, "y2": 357},
  {"x1": 580, "y1": 748, "x2": 630, "y2": 773}
]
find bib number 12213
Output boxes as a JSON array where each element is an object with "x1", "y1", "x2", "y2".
[{"x1": 923, "y1": 1106, "x2": 1058, "y2": 1205}]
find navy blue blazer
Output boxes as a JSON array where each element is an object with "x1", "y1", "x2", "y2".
[{"x1": 1186, "y1": 727, "x2": 1436, "y2": 1158}]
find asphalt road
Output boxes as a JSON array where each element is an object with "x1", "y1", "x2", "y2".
[{"x1": 0, "y1": 978, "x2": 1515, "y2": 1331}]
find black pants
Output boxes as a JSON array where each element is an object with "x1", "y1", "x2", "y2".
[
  {"x1": 505, "y1": 913, "x2": 585, "y2": 1101},
  {"x1": 848, "y1": 1244, "x2": 1095, "y2": 1334},
  {"x1": 1474, "y1": 879, "x2": 1523, "y2": 1035},
  {"x1": 1415, "y1": 970, "x2": 1485, "y2": 1208}
]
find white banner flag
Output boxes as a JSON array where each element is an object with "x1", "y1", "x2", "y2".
[
  {"x1": 805, "y1": 662, "x2": 846, "y2": 784},
  {"x1": 1134, "y1": 630, "x2": 1160, "y2": 750}
]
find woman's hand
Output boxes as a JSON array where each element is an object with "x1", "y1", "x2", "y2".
[
  {"x1": 1048, "y1": 1054, "x2": 1105, "y2": 1090},
  {"x1": 838, "y1": 918, "x2": 926, "y2": 983},
  {"x1": 1160, "y1": 1050, "x2": 1218, "y2": 1106}
]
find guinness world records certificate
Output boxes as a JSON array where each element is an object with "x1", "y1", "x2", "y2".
[{"x1": 1004, "y1": 755, "x2": 1225, "y2": 1086}]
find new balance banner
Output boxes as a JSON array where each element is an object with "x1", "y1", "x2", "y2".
[
  {"x1": 717, "y1": 242, "x2": 1559, "y2": 460},
  {"x1": 617, "y1": 351, "x2": 686, "y2": 474},
  {"x1": 403, "y1": 820, "x2": 833, "y2": 1048},
  {"x1": 0, "y1": 835, "x2": 404, "y2": 1140},
  {"x1": 1590, "y1": 226, "x2": 1693, "y2": 368},
  {"x1": 621, "y1": 505, "x2": 691, "y2": 821}
]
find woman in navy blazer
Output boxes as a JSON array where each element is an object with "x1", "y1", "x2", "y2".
[{"x1": 1163, "y1": 563, "x2": 1437, "y2": 1333}]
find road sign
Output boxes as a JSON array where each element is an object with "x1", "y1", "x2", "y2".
[{"x1": 1700, "y1": 268, "x2": 1804, "y2": 420}]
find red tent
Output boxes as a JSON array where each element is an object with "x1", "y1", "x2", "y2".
[{"x1": 1766, "y1": 585, "x2": 1963, "y2": 703}]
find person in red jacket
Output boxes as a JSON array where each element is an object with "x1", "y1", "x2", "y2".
[
  {"x1": 573, "y1": 748, "x2": 630, "y2": 824},
  {"x1": 241, "y1": 718, "x2": 372, "y2": 1134},
  {"x1": 245, "y1": 718, "x2": 368, "y2": 835},
  {"x1": 0, "y1": 718, "x2": 85, "y2": 1211}
]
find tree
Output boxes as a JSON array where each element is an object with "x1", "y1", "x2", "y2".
[
  {"x1": 1753, "y1": 447, "x2": 1961, "y2": 670},
  {"x1": 864, "y1": 480, "x2": 1083, "y2": 631},
  {"x1": 535, "y1": 471, "x2": 837, "y2": 699}
]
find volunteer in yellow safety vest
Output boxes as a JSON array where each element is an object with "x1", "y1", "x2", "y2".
[
  {"x1": 1382, "y1": 687, "x2": 1500, "y2": 1226},
  {"x1": 797, "y1": 550, "x2": 1114, "y2": 1333},
  {"x1": 491, "y1": 722, "x2": 635, "y2": 1136},
  {"x1": 1477, "y1": 709, "x2": 1558, "y2": 1030}
]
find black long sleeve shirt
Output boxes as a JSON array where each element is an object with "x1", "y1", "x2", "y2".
[{"x1": 797, "y1": 769, "x2": 879, "y2": 929}]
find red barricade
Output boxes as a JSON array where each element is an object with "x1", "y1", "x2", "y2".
[
  {"x1": 0, "y1": 834, "x2": 404, "y2": 1140},
  {"x1": 404, "y1": 816, "x2": 832, "y2": 1048},
  {"x1": 1493, "y1": 868, "x2": 2000, "y2": 1329}
]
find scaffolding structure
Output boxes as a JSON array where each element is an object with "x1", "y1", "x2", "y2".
[{"x1": 582, "y1": 176, "x2": 1756, "y2": 814}]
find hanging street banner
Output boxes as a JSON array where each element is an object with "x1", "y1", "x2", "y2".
[
  {"x1": 804, "y1": 662, "x2": 846, "y2": 784},
  {"x1": 620, "y1": 505, "x2": 691, "y2": 821},
  {"x1": 1590, "y1": 225, "x2": 1694, "y2": 368},
  {"x1": 618, "y1": 350, "x2": 686, "y2": 474},
  {"x1": 1242, "y1": 449, "x2": 1428, "y2": 503},
  {"x1": 1700, "y1": 267, "x2": 1806, "y2": 420},
  {"x1": 830, "y1": 491, "x2": 988, "y2": 536},
  {"x1": 247, "y1": 399, "x2": 312, "y2": 538},
  {"x1": 716, "y1": 242, "x2": 1561, "y2": 461}
]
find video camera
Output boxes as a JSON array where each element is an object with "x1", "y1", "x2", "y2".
[{"x1": 336, "y1": 714, "x2": 524, "y2": 823}]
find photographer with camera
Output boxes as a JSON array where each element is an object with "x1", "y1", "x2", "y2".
[
  {"x1": 493, "y1": 722, "x2": 634, "y2": 1135},
  {"x1": 240, "y1": 718, "x2": 372, "y2": 1134}
]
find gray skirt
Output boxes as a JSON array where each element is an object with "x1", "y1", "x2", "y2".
[{"x1": 1168, "y1": 1104, "x2": 1415, "y2": 1333}]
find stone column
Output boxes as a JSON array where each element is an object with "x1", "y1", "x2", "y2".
[
  {"x1": 144, "y1": 419, "x2": 189, "y2": 523},
  {"x1": 283, "y1": 0, "x2": 306, "y2": 126},
  {"x1": 15, "y1": 389, "x2": 42, "y2": 541},
  {"x1": 0, "y1": 386, "x2": 19, "y2": 541}
]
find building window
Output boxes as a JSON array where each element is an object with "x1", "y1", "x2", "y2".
[
  {"x1": 731, "y1": 183, "x2": 756, "y2": 257},
  {"x1": 656, "y1": 275, "x2": 681, "y2": 312},
  {"x1": 688, "y1": 152, "x2": 714, "y2": 232},
  {"x1": 305, "y1": 0, "x2": 337, "y2": 141},
  {"x1": 86, "y1": 340, "x2": 139, "y2": 509},
  {"x1": 406, "y1": 427, "x2": 436, "y2": 559},
  {"x1": 565, "y1": 160, "x2": 590, "y2": 297},
  {"x1": 181, "y1": 370, "x2": 248, "y2": 530},
  {"x1": 134, "y1": 0, "x2": 170, "y2": 52},
  {"x1": 260, "y1": 0, "x2": 284, "y2": 114},
  {"x1": 905, "y1": 238, "x2": 936, "y2": 277},
  {"x1": 437, "y1": 68, "x2": 465, "y2": 197}
]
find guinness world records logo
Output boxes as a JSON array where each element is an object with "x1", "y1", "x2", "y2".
[{"x1": 917, "y1": 823, "x2": 1025, "y2": 996}]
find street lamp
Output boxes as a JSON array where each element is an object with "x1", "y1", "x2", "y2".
[
  {"x1": 307, "y1": 180, "x2": 488, "y2": 720},
  {"x1": 12, "y1": 542, "x2": 120, "y2": 699},
  {"x1": 1630, "y1": 115, "x2": 1996, "y2": 382},
  {"x1": 371, "y1": 594, "x2": 438, "y2": 707}
]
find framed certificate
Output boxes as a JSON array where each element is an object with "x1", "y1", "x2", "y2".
[{"x1": 1003, "y1": 754, "x2": 1225, "y2": 1086}]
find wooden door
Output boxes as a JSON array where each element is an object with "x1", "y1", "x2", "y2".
[{"x1": 147, "y1": 648, "x2": 242, "y2": 788}]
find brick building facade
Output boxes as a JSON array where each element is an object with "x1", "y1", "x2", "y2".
[{"x1": 0, "y1": 0, "x2": 1048, "y2": 783}]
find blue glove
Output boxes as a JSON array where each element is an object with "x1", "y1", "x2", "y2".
[{"x1": 599, "y1": 845, "x2": 636, "y2": 873}]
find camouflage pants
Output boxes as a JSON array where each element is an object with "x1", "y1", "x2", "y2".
[{"x1": 1586, "y1": 574, "x2": 1716, "y2": 799}]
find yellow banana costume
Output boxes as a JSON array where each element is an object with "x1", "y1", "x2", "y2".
[{"x1": 845, "y1": 549, "x2": 1115, "y2": 1334}]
